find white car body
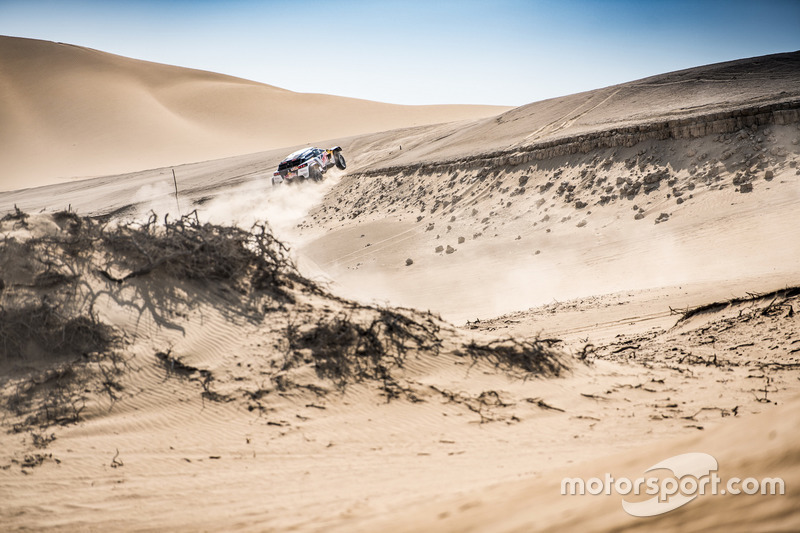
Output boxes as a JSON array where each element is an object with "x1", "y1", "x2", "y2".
[{"x1": 271, "y1": 146, "x2": 344, "y2": 185}]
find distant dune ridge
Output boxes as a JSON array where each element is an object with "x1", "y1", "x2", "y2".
[
  {"x1": 0, "y1": 35, "x2": 508, "y2": 191},
  {"x1": 349, "y1": 50, "x2": 800, "y2": 172}
]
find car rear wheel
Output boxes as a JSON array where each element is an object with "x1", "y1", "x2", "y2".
[{"x1": 335, "y1": 153, "x2": 346, "y2": 170}]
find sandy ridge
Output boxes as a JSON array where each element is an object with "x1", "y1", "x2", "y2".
[
  {"x1": 349, "y1": 98, "x2": 800, "y2": 178},
  {"x1": 0, "y1": 35, "x2": 509, "y2": 191}
]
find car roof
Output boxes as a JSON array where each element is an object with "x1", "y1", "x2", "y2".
[{"x1": 284, "y1": 147, "x2": 318, "y2": 160}]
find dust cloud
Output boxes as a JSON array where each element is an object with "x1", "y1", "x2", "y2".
[
  {"x1": 129, "y1": 172, "x2": 342, "y2": 246},
  {"x1": 200, "y1": 174, "x2": 340, "y2": 242}
]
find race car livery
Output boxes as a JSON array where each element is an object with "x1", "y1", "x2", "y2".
[{"x1": 271, "y1": 146, "x2": 346, "y2": 185}]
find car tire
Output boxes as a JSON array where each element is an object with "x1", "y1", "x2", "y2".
[
  {"x1": 335, "y1": 153, "x2": 347, "y2": 170},
  {"x1": 310, "y1": 165, "x2": 323, "y2": 182}
]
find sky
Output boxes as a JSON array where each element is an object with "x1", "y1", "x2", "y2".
[{"x1": 0, "y1": 0, "x2": 798, "y2": 106}]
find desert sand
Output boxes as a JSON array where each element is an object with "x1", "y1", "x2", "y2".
[
  {"x1": 0, "y1": 36, "x2": 508, "y2": 192},
  {"x1": 1, "y1": 37, "x2": 799, "y2": 532}
]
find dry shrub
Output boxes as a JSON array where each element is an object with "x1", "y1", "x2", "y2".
[
  {"x1": 1, "y1": 208, "x2": 321, "y2": 429},
  {"x1": 0, "y1": 205, "x2": 29, "y2": 225},
  {"x1": 459, "y1": 337, "x2": 567, "y2": 378},
  {"x1": 0, "y1": 213, "x2": 111, "y2": 361},
  {"x1": 287, "y1": 308, "x2": 441, "y2": 395},
  {"x1": 431, "y1": 386, "x2": 514, "y2": 423},
  {"x1": 675, "y1": 286, "x2": 800, "y2": 322},
  {"x1": 7, "y1": 365, "x2": 86, "y2": 430},
  {"x1": 100, "y1": 211, "x2": 308, "y2": 300},
  {"x1": 288, "y1": 309, "x2": 568, "y2": 394},
  {"x1": 0, "y1": 304, "x2": 115, "y2": 361},
  {"x1": 0, "y1": 297, "x2": 119, "y2": 431}
]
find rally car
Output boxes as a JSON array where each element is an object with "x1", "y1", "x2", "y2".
[{"x1": 271, "y1": 146, "x2": 346, "y2": 185}]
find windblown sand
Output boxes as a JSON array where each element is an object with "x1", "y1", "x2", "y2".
[{"x1": 1, "y1": 38, "x2": 799, "y2": 532}]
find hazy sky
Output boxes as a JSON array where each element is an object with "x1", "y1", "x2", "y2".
[{"x1": 1, "y1": 0, "x2": 798, "y2": 106}]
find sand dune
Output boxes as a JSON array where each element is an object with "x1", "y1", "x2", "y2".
[
  {"x1": 302, "y1": 125, "x2": 800, "y2": 323},
  {"x1": 344, "y1": 51, "x2": 800, "y2": 171},
  {"x1": 298, "y1": 53, "x2": 800, "y2": 321},
  {"x1": 1, "y1": 47, "x2": 799, "y2": 532},
  {"x1": 0, "y1": 36, "x2": 508, "y2": 191},
  {"x1": 343, "y1": 392, "x2": 800, "y2": 533},
  {"x1": 2, "y1": 211, "x2": 797, "y2": 532}
]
